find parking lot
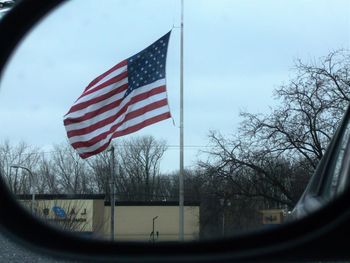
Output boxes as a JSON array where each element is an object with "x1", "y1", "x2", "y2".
[{"x1": 0, "y1": 232, "x2": 71, "y2": 262}]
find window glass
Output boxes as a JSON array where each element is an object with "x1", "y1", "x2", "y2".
[{"x1": 320, "y1": 116, "x2": 350, "y2": 200}]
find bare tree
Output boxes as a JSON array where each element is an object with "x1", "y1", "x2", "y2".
[
  {"x1": 85, "y1": 149, "x2": 112, "y2": 197},
  {"x1": 200, "y1": 50, "x2": 350, "y2": 211},
  {"x1": 0, "y1": 140, "x2": 40, "y2": 194},
  {"x1": 241, "y1": 50, "x2": 350, "y2": 168},
  {"x1": 85, "y1": 136, "x2": 168, "y2": 201},
  {"x1": 36, "y1": 154, "x2": 59, "y2": 194},
  {"x1": 50, "y1": 143, "x2": 93, "y2": 194},
  {"x1": 116, "y1": 135, "x2": 168, "y2": 201}
]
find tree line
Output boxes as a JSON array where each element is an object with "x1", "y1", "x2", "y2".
[{"x1": 1, "y1": 50, "x2": 350, "y2": 239}]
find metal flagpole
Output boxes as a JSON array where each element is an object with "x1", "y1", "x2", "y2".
[
  {"x1": 179, "y1": 0, "x2": 184, "y2": 241},
  {"x1": 109, "y1": 146, "x2": 115, "y2": 241}
]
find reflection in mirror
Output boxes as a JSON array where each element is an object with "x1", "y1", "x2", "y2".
[
  {"x1": 0, "y1": 0, "x2": 350, "y2": 241},
  {"x1": 0, "y1": 0, "x2": 16, "y2": 20}
]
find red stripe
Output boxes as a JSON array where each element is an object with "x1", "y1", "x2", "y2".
[
  {"x1": 66, "y1": 83, "x2": 128, "y2": 116},
  {"x1": 65, "y1": 85, "x2": 166, "y2": 128},
  {"x1": 112, "y1": 112, "x2": 171, "y2": 138},
  {"x1": 79, "y1": 144, "x2": 110, "y2": 159},
  {"x1": 70, "y1": 97, "x2": 169, "y2": 148},
  {"x1": 69, "y1": 98, "x2": 168, "y2": 142},
  {"x1": 64, "y1": 98, "x2": 122, "y2": 126},
  {"x1": 78, "y1": 70, "x2": 128, "y2": 102},
  {"x1": 84, "y1": 60, "x2": 127, "y2": 92},
  {"x1": 78, "y1": 112, "x2": 170, "y2": 159}
]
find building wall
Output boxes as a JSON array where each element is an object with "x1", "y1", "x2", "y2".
[
  {"x1": 92, "y1": 199, "x2": 106, "y2": 237},
  {"x1": 103, "y1": 205, "x2": 200, "y2": 241},
  {"x1": 18, "y1": 196, "x2": 200, "y2": 242},
  {"x1": 260, "y1": 209, "x2": 285, "y2": 225},
  {"x1": 26, "y1": 199, "x2": 95, "y2": 232}
]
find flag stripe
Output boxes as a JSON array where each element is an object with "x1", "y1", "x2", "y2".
[
  {"x1": 67, "y1": 94, "x2": 168, "y2": 138},
  {"x1": 68, "y1": 71, "x2": 128, "y2": 114},
  {"x1": 68, "y1": 92, "x2": 168, "y2": 144},
  {"x1": 65, "y1": 82, "x2": 166, "y2": 129},
  {"x1": 71, "y1": 105, "x2": 170, "y2": 151},
  {"x1": 67, "y1": 81, "x2": 128, "y2": 116},
  {"x1": 84, "y1": 60, "x2": 127, "y2": 92},
  {"x1": 113, "y1": 112, "x2": 171, "y2": 138},
  {"x1": 78, "y1": 112, "x2": 171, "y2": 159},
  {"x1": 77, "y1": 68, "x2": 128, "y2": 102},
  {"x1": 64, "y1": 86, "x2": 127, "y2": 125},
  {"x1": 65, "y1": 78, "x2": 165, "y2": 121}
]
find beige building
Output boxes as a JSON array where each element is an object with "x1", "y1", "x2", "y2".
[
  {"x1": 260, "y1": 209, "x2": 285, "y2": 225},
  {"x1": 18, "y1": 194, "x2": 200, "y2": 242}
]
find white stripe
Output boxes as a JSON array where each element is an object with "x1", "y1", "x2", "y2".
[
  {"x1": 73, "y1": 105, "x2": 170, "y2": 154},
  {"x1": 66, "y1": 91, "x2": 168, "y2": 132},
  {"x1": 67, "y1": 92, "x2": 167, "y2": 144},
  {"x1": 68, "y1": 76, "x2": 128, "y2": 117},
  {"x1": 86, "y1": 65, "x2": 127, "y2": 92},
  {"x1": 65, "y1": 83, "x2": 126, "y2": 120},
  {"x1": 116, "y1": 104, "x2": 170, "y2": 132},
  {"x1": 65, "y1": 78, "x2": 166, "y2": 122}
]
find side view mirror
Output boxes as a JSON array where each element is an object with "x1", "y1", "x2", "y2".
[{"x1": 1, "y1": 1, "x2": 350, "y2": 262}]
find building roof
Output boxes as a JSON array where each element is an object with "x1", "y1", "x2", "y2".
[{"x1": 16, "y1": 194, "x2": 200, "y2": 206}]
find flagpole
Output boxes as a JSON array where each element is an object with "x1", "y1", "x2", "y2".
[
  {"x1": 179, "y1": 0, "x2": 184, "y2": 241},
  {"x1": 109, "y1": 146, "x2": 115, "y2": 241}
]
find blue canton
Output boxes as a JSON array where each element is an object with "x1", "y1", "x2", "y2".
[{"x1": 124, "y1": 31, "x2": 171, "y2": 98}]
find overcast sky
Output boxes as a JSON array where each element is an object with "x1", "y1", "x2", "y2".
[{"x1": 0, "y1": 0, "x2": 349, "y2": 172}]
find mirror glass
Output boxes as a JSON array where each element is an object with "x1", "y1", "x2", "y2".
[{"x1": 0, "y1": 0, "x2": 350, "y2": 241}]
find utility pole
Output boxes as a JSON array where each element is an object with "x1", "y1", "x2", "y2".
[
  {"x1": 109, "y1": 146, "x2": 115, "y2": 241},
  {"x1": 10, "y1": 165, "x2": 35, "y2": 213},
  {"x1": 179, "y1": 0, "x2": 185, "y2": 241},
  {"x1": 152, "y1": 216, "x2": 158, "y2": 243}
]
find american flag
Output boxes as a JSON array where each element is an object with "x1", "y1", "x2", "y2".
[{"x1": 64, "y1": 32, "x2": 172, "y2": 158}]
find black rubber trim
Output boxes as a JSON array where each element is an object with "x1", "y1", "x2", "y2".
[{"x1": 0, "y1": 1, "x2": 350, "y2": 262}]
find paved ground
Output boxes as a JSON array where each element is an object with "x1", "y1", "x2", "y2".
[{"x1": 0, "y1": 232, "x2": 73, "y2": 262}]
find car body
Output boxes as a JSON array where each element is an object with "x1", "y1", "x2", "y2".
[{"x1": 289, "y1": 105, "x2": 350, "y2": 221}]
